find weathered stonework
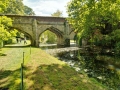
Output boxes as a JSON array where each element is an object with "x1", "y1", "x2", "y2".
[{"x1": 1, "y1": 15, "x2": 74, "y2": 47}]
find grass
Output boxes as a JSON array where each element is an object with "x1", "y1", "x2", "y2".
[{"x1": 0, "y1": 45, "x2": 108, "y2": 90}]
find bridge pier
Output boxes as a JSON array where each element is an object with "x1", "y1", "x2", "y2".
[
  {"x1": 64, "y1": 39, "x2": 70, "y2": 47},
  {"x1": 32, "y1": 19, "x2": 40, "y2": 47},
  {"x1": 31, "y1": 39, "x2": 39, "y2": 47},
  {"x1": 64, "y1": 21, "x2": 70, "y2": 47}
]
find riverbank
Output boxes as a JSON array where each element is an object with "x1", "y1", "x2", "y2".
[{"x1": 0, "y1": 46, "x2": 108, "y2": 90}]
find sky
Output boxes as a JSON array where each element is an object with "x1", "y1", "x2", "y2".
[{"x1": 23, "y1": 0, "x2": 70, "y2": 17}]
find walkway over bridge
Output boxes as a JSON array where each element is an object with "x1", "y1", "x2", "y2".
[{"x1": 0, "y1": 15, "x2": 75, "y2": 47}]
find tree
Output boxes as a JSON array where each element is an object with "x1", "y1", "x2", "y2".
[
  {"x1": 0, "y1": 0, "x2": 9, "y2": 13},
  {"x1": 1, "y1": 0, "x2": 35, "y2": 15},
  {"x1": 67, "y1": 1, "x2": 120, "y2": 88},
  {"x1": 51, "y1": 9, "x2": 62, "y2": 17},
  {"x1": 0, "y1": 16, "x2": 17, "y2": 48},
  {"x1": 46, "y1": 30, "x2": 57, "y2": 44},
  {"x1": 3, "y1": 0, "x2": 24, "y2": 15},
  {"x1": 24, "y1": 5, "x2": 35, "y2": 15},
  {"x1": 67, "y1": 0, "x2": 120, "y2": 46}
]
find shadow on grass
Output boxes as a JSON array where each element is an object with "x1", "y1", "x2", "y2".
[
  {"x1": 0, "y1": 65, "x2": 31, "y2": 90},
  {"x1": 0, "y1": 70, "x2": 11, "y2": 90},
  {"x1": 0, "y1": 64, "x2": 106, "y2": 90},
  {"x1": 0, "y1": 53, "x2": 7, "y2": 56},
  {"x1": 0, "y1": 68, "x2": 22, "y2": 90},
  {"x1": 26, "y1": 64, "x2": 105, "y2": 90}
]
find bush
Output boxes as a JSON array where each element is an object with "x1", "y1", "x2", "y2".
[
  {"x1": 4, "y1": 39, "x2": 12, "y2": 45},
  {"x1": 115, "y1": 42, "x2": 120, "y2": 56}
]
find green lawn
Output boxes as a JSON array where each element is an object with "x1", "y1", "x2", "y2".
[{"x1": 0, "y1": 46, "x2": 108, "y2": 90}]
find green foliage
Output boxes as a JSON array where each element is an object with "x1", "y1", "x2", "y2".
[
  {"x1": 0, "y1": 0, "x2": 35, "y2": 15},
  {"x1": 110, "y1": 29, "x2": 120, "y2": 41},
  {"x1": 0, "y1": 0, "x2": 9, "y2": 13},
  {"x1": 115, "y1": 42, "x2": 120, "y2": 56},
  {"x1": 0, "y1": 15, "x2": 12, "y2": 29},
  {"x1": 46, "y1": 31, "x2": 57, "y2": 44},
  {"x1": 0, "y1": 25, "x2": 10, "y2": 40},
  {"x1": 24, "y1": 5, "x2": 35, "y2": 15},
  {"x1": 40, "y1": 30, "x2": 57, "y2": 44},
  {"x1": 0, "y1": 16, "x2": 17, "y2": 48},
  {"x1": 4, "y1": 39, "x2": 12, "y2": 44},
  {"x1": 3, "y1": 0, "x2": 24, "y2": 15},
  {"x1": 67, "y1": 2, "x2": 120, "y2": 89},
  {"x1": 51, "y1": 9, "x2": 62, "y2": 17},
  {"x1": 67, "y1": 0, "x2": 120, "y2": 43},
  {"x1": 109, "y1": 29, "x2": 120, "y2": 55},
  {"x1": 0, "y1": 16, "x2": 17, "y2": 40}
]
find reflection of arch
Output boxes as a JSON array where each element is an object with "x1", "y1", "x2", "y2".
[{"x1": 39, "y1": 26, "x2": 63, "y2": 45}]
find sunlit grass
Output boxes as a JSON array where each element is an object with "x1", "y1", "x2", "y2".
[{"x1": 0, "y1": 46, "x2": 108, "y2": 90}]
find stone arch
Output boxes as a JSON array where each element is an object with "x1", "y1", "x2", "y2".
[
  {"x1": 11, "y1": 26, "x2": 33, "y2": 46},
  {"x1": 39, "y1": 26, "x2": 64, "y2": 46}
]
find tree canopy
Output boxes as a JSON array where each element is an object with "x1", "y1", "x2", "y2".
[
  {"x1": 51, "y1": 10, "x2": 62, "y2": 17},
  {"x1": 0, "y1": 0, "x2": 35, "y2": 15},
  {"x1": 24, "y1": 5, "x2": 35, "y2": 15},
  {"x1": 0, "y1": 16, "x2": 17, "y2": 47},
  {"x1": 0, "y1": 0, "x2": 9, "y2": 13},
  {"x1": 67, "y1": 0, "x2": 120, "y2": 45}
]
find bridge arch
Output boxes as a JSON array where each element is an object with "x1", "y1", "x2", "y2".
[
  {"x1": 39, "y1": 26, "x2": 64, "y2": 46},
  {"x1": 11, "y1": 26, "x2": 33, "y2": 46}
]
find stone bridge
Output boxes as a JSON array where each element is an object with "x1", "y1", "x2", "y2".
[{"x1": 1, "y1": 15, "x2": 75, "y2": 47}]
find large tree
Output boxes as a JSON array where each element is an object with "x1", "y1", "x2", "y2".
[
  {"x1": 4, "y1": 0, "x2": 24, "y2": 14},
  {"x1": 0, "y1": 0, "x2": 9, "y2": 13},
  {"x1": 51, "y1": 9, "x2": 62, "y2": 17},
  {"x1": 67, "y1": 0, "x2": 120, "y2": 46},
  {"x1": 24, "y1": 5, "x2": 35, "y2": 15},
  {"x1": 0, "y1": 16, "x2": 17, "y2": 48},
  {"x1": 67, "y1": 1, "x2": 120, "y2": 88},
  {"x1": 0, "y1": 0, "x2": 35, "y2": 15}
]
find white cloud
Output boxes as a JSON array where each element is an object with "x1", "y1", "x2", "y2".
[{"x1": 23, "y1": 0, "x2": 70, "y2": 17}]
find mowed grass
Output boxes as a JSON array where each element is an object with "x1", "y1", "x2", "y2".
[{"x1": 0, "y1": 46, "x2": 108, "y2": 90}]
